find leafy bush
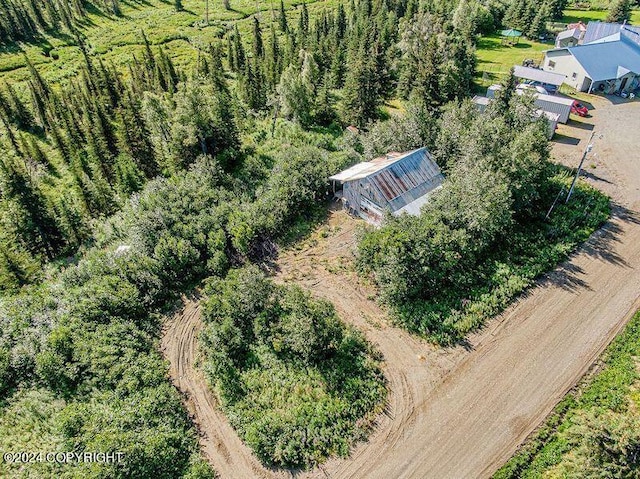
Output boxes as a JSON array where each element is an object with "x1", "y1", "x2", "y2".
[
  {"x1": 200, "y1": 267, "x2": 386, "y2": 468},
  {"x1": 358, "y1": 96, "x2": 610, "y2": 344}
]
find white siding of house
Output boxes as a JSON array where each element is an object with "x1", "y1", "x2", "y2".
[{"x1": 543, "y1": 50, "x2": 591, "y2": 91}]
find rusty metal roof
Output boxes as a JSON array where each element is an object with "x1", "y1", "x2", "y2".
[{"x1": 333, "y1": 147, "x2": 444, "y2": 214}]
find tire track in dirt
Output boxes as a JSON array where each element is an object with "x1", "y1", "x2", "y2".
[
  {"x1": 161, "y1": 299, "x2": 288, "y2": 479},
  {"x1": 162, "y1": 97, "x2": 640, "y2": 479}
]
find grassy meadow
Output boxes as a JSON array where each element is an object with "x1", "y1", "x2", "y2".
[
  {"x1": 562, "y1": 8, "x2": 640, "y2": 25},
  {"x1": 0, "y1": 0, "x2": 340, "y2": 85},
  {"x1": 475, "y1": 34, "x2": 550, "y2": 90}
]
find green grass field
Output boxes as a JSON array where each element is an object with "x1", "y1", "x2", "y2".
[
  {"x1": 4, "y1": 4, "x2": 639, "y2": 90},
  {"x1": 0, "y1": 0, "x2": 340, "y2": 85},
  {"x1": 475, "y1": 34, "x2": 550, "y2": 90},
  {"x1": 562, "y1": 8, "x2": 640, "y2": 25},
  {"x1": 474, "y1": 8, "x2": 640, "y2": 91}
]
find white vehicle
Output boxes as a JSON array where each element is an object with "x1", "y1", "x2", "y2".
[{"x1": 516, "y1": 83, "x2": 549, "y2": 95}]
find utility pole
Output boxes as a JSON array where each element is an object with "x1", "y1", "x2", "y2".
[
  {"x1": 205, "y1": 0, "x2": 209, "y2": 25},
  {"x1": 565, "y1": 130, "x2": 595, "y2": 204}
]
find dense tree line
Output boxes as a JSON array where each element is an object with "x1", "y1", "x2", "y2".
[
  {"x1": 503, "y1": 0, "x2": 568, "y2": 38},
  {"x1": 226, "y1": 0, "x2": 479, "y2": 127},
  {"x1": 0, "y1": 35, "x2": 243, "y2": 291},
  {"x1": 200, "y1": 267, "x2": 386, "y2": 468},
  {"x1": 0, "y1": 0, "x2": 121, "y2": 44},
  {"x1": 0, "y1": 0, "x2": 482, "y2": 292}
]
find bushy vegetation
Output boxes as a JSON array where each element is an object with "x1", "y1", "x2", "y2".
[
  {"x1": 199, "y1": 267, "x2": 386, "y2": 469},
  {"x1": 357, "y1": 79, "x2": 610, "y2": 344},
  {"x1": 0, "y1": 0, "x2": 620, "y2": 476},
  {"x1": 0, "y1": 0, "x2": 483, "y2": 292},
  {"x1": 0, "y1": 114, "x2": 358, "y2": 476},
  {"x1": 495, "y1": 310, "x2": 640, "y2": 479}
]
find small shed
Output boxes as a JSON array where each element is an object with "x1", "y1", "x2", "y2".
[
  {"x1": 556, "y1": 28, "x2": 583, "y2": 48},
  {"x1": 472, "y1": 95, "x2": 490, "y2": 113},
  {"x1": 329, "y1": 148, "x2": 444, "y2": 225},
  {"x1": 536, "y1": 110, "x2": 560, "y2": 139},
  {"x1": 531, "y1": 92, "x2": 574, "y2": 123},
  {"x1": 486, "y1": 84, "x2": 503, "y2": 98},
  {"x1": 471, "y1": 94, "x2": 559, "y2": 139}
]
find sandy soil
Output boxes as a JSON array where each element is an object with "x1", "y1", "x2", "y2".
[{"x1": 161, "y1": 96, "x2": 640, "y2": 479}]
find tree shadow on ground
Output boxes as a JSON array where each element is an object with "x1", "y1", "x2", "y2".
[{"x1": 538, "y1": 203, "x2": 636, "y2": 292}]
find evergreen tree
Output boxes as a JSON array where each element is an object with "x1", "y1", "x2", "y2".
[
  {"x1": 528, "y1": 4, "x2": 549, "y2": 39},
  {"x1": 0, "y1": 152, "x2": 65, "y2": 259},
  {"x1": 342, "y1": 44, "x2": 379, "y2": 127},
  {"x1": 3, "y1": 83, "x2": 35, "y2": 130},
  {"x1": 299, "y1": 2, "x2": 309, "y2": 34},
  {"x1": 253, "y1": 17, "x2": 264, "y2": 59},
  {"x1": 175, "y1": 0, "x2": 183, "y2": 11},
  {"x1": 231, "y1": 26, "x2": 246, "y2": 72},
  {"x1": 314, "y1": 73, "x2": 335, "y2": 125},
  {"x1": 547, "y1": 0, "x2": 567, "y2": 20},
  {"x1": 607, "y1": 0, "x2": 631, "y2": 23},
  {"x1": 489, "y1": 68, "x2": 519, "y2": 120},
  {"x1": 279, "y1": 0, "x2": 288, "y2": 32}
]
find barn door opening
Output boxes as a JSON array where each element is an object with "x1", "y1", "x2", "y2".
[{"x1": 619, "y1": 77, "x2": 629, "y2": 92}]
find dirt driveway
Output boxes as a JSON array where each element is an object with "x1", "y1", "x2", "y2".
[{"x1": 162, "y1": 96, "x2": 640, "y2": 479}]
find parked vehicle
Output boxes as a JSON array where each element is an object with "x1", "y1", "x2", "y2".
[
  {"x1": 517, "y1": 83, "x2": 549, "y2": 95},
  {"x1": 570, "y1": 101, "x2": 588, "y2": 117}
]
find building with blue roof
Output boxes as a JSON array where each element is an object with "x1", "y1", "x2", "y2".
[{"x1": 544, "y1": 22, "x2": 640, "y2": 94}]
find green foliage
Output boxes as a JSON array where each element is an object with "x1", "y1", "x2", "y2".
[
  {"x1": 358, "y1": 98, "x2": 609, "y2": 344},
  {"x1": 495, "y1": 310, "x2": 640, "y2": 479},
  {"x1": 503, "y1": 0, "x2": 565, "y2": 37},
  {"x1": 607, "y1": 0, "x2": 632, "y2": 22},
  {"x1": 397, "y1": 12, "x2": 476, "y2": 110},
  {"x1": 200, "y1": 267, "x2": 386, "y2": 468}
]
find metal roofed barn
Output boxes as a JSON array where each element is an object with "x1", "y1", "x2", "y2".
[
  {"x1": 329, "y1": 147, "x2": 444, "y2": 225},
  {"x1": 544, "y1": 22, "x2": 640, "y2": 94}
]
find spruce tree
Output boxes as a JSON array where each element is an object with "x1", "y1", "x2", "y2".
[
  {"x1": 232, "y1": 26, "x2": 246, "y2": 72},
  {"x1": 606, "y1": 0, "x2": 631, "y2": 23},
  {"x1": 253, "y1": 17, "x2": 264, "y2": 59},
  {"x1": 4, "y1": 83, "x2": 35, "y2": 130},
  {"x1": 342, "y1": 44, "x2": 379, "y2": 127},
  {"x1": 279, "y1": 0, "x2": 288, "y2": 32},
  {"x1": 299, "y1": 2, "x2": 309, "y2": 34},
  {"x1": 0, "y1": 152, "x2": 65, "y2": 259}
]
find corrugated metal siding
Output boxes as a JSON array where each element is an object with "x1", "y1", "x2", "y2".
[
  {"x1": 533, "y1": 97, "x2": 572, "y2": 123},
  {"x1": 342, "y1": 148, "x2": 443, "y2": 221},
  {"x1": 583, "y1": 21, "x2": 640, "y2": 45}
]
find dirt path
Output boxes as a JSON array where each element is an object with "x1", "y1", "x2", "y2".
[
  {"x1": 162, "y1": 96, "x2": 640, "y2": 479},
  {"x1": 161, "y1": 300, "x2": 288, "y2": 479}
]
